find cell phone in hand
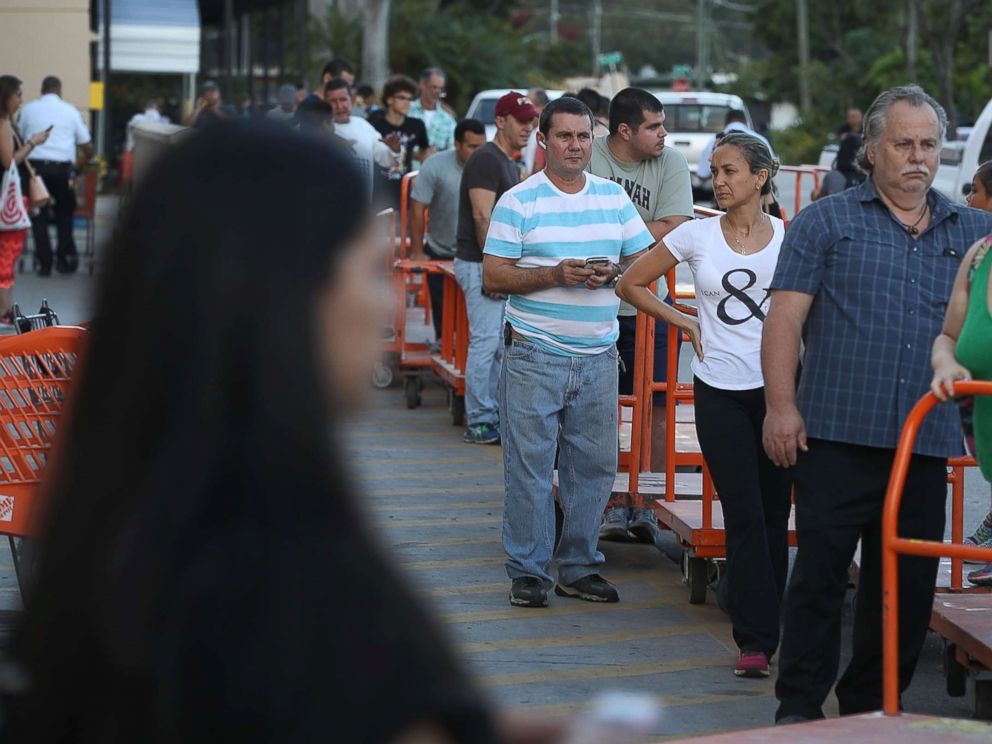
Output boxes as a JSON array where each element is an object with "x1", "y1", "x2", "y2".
[{"x1": 585, "y1": 256, "x2": 611, "y2": 266}]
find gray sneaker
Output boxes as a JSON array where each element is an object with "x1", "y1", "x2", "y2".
[
  {"x1": 599, "y1": 506, "x2": 631, "y2": 541},
  {"x1": 628, "y1": 508, "x2": 660, "y2": 543},
  {"x1": 463, "y1": 423, "x2": 500, "y2": 445}
]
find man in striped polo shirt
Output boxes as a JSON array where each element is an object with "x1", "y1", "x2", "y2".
[{"x1": 483, "y1": 96, "x2": 656, "y2": 608}]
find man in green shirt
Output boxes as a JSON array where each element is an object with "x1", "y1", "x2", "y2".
[
  {"x1": 587, "y1": 87, "x2": 694, "y2": 542},
  {"x1": 408, "y1": 67, "x2": 458, "y2": 151}
]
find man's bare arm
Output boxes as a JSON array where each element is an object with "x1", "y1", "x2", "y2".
[
  {"x1": 409, "y1": 199, "x2": 428, "y2": 259},
  {"x1": 483, "y1": 255, "x2": 597, "y2": 296},
  {"x1": 761, "y1": 290, "x2": 814, "y2": 467},
  {"x1": 469, "y1": 188, "x2": 497, "y2": 251},
  {"x1": 644, "y1": 215, "x2": 691, "y2": 243}
]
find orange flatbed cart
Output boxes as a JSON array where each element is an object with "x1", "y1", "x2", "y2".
[
  {"x1": 428, "y1": 262, "x2": 468, "y2": 426},
  {"x1": 667, "y1": 382, "x2": 992, "y2": 741}
]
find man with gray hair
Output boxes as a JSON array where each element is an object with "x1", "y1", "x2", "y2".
[
  {"x1": 762, "y1": 85, "x2": 992, "y2": 721},
  {"x1": 409, "y1": 67, "x2": 457, "y2": 151}
]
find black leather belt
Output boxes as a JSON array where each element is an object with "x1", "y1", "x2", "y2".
[{"x1": 29, "y1": 160, "x2": 72, "y2": 168}]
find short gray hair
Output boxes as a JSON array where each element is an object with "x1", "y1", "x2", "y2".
[
  {"x1": 857, "y1": 85, "x2": 947, "y2": 172},
  {"x1": 714, "y1": 132, "x2": 781, "y2": 196},
  {"x1": 420, "y1": 67, "x2": 445, "y2": 82}
]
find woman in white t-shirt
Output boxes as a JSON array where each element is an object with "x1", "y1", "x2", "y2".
[{"x1": 616, "y1": 132, "x2": 791, "y2": 680}]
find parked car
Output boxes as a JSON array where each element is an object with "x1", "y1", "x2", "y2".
[
  {"x1": 649, "y1": 90, "x2": 753, "y2": 196},
  {"x1": 465, "y1": 89, "x2": 564, "y2": 141},
  {"x1": 934, "y1": 98, "x2": 992, "y2": 204}
]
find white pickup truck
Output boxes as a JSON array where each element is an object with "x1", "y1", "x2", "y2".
[{"x1": 934, "y1": 97, "x2": 992, "y2": 204}]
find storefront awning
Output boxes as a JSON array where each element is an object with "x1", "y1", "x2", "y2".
[{"x1": 99, "y1": 0, "x2": 201, "y2": 74}]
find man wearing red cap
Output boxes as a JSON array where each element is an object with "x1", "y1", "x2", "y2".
[{"x1": 454, "y1": 91, "x2": 537, "y2": 445}]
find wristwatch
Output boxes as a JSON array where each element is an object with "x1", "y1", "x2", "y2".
[{"x1": 608, "y1": 263, "x2": 623, "y2": 288}]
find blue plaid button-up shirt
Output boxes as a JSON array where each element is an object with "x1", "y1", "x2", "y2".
[{"x1": 770, "y1": 179, "x2": 992, "y2": 457}]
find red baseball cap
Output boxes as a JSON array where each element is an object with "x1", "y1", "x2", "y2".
[{"x1": 495, "y1": 92, "x2": 539, "y2": 123}]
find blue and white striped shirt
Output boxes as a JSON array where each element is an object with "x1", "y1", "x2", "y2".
[{"x1": 484, "y1": 171, "x2": 655, "y2": 356}]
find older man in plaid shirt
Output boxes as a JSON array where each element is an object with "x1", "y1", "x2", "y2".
[{"x1": 762, "y1": 85, "x2": 992, "y2": 722}]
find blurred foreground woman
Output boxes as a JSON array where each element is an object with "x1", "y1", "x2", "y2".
[{"x1": 0, "y1": 125, "x2": 505, "y2": 743}]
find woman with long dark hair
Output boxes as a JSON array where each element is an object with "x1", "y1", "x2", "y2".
[
  {"x1": 0, "y1": 74, "x2": 49, "y2": 323},
  {"x1": 0, "y1": 124, "x2": 507, "y2": 743}
]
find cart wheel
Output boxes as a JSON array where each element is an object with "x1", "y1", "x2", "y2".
[
  {"x1": 683, "y1": 554, "x2": 708, "y2": 605},
  {"x1": 372, "y1": 361, "x2": 395, "y2": 389},
  {"x1": 944, "y1": 643, "x2": 967, "y2": 697},
  {"x1": 975, "y1": 679, "x2": 992, "y2": 720},
  {"x1": 448, "y1": 391, "x2": 465, "y2": 426},
  {"x1": 404, "y1": 377, "x2": 421, "y2": 409}
]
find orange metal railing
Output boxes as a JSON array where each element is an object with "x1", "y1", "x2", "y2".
[{"x1": 882, "y1": 381, "x2": 992, "y2": 714}]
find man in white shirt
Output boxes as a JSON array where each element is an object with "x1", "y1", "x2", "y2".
[
  {"x1": 126, "y1": 99, "x2": 169, "y2": 150},
  {"x1": 323, "y1": 78, "x2": 402, "y2": 199},
  {"x1": 18, "y1": 76, "x2": 93, "y2": 275}
]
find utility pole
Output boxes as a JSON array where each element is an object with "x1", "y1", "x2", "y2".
[
  {"x1": 694, "y1": 0, "x2": 709, "y2": 90},
  {"x1": 796, "y1": 0, "x2": 811, "y2": 112},
  {"x1": 907, "y1": 4, "x2": 919, "y2": 81},
  {"x1": 549, "y1": 0, "x2": 559, "y2": 45},
  {"x1": 99, "y1": 0, "x2": 110, "y2": 158},
  {"x1": 591, "y1": 0, "x2": 603, "y2": 76}
]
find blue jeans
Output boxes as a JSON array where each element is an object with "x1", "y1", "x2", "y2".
[
  {"x1": 500, "y1": 336, "x2": 619, "y2": 587},
  {"x1": 454, "y1": 259, "x2": 504, "y2": 427}
]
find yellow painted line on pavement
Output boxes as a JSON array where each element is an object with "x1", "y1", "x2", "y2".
[
  {"x1": 460, "y1": 622, "x2": 732, "y2": 654},
  {"x1": 443, "y1": 596, "x2": 679, "y2": 624},
  {"x1": 482, "y1": 654, "x2": 732, "y2": 687},
  {"x1": 357, "y1": 467, "x2": 502, "y2": 481},
  {"x1": 510, "y1": 689, "x2": 773, "y2": 719},
  {"x1": 392, "y1": 535, "x2": 502, "y2": 548},
  {"x1": 358, "y1": 443, "x2": 493, "y2": 451},
  {"x1": 368, "y1": 500, "x2": 503, "y2": 512},
  {"x1": 367, "y1": 485, "x2": 504, "y2": 497},
  {"x1": 346, "y1": 429, "x2": 468, "y2": 440},
  {"x1": 401, "y1": 556, "x2": 503, "y2": 571},
  {"x1": 351, "y1": 455, "x2": 497, "y2": 466},
  {"x1": 374, "y1": 516, "x2": 498, "y2": 528}
]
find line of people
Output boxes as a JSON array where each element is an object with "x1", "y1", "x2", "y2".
[{"x1": 466, "y1": 83, "x2": 992, "y2": 720}]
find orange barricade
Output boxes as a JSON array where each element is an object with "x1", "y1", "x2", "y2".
[
  {"x1": 883, "y1": 381, "x2": 992, "y2": 716},
  {"x1": 777, "y1": 165, "x2": 829, "y2": 218}
]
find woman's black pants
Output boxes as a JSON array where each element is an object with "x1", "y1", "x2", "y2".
[{"x1": 693, "y1": 376, "x2": 793, "y2": 655}]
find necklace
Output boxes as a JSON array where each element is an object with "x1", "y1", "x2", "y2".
[
  {"x1": 898, "y1": 201, "x2": 929, "y2": 236},
  {"x1": 723, "y1": 215, "x2": 764, "y2": 256}
]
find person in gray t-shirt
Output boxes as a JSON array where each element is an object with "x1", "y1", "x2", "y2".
[
  {"x1": 586, "y1": 87, "x2": 694, "y2": 541},
  {"x1": 410, "y1": 119, "x2": 487, "y2": 340}
]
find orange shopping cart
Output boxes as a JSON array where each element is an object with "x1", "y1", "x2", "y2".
[
  {"x1": 0, "y1": 326, "x2": 87, "y2": 596},
  {"x1": 667, "y1": 381, "x2": 992, "y2": 741}
]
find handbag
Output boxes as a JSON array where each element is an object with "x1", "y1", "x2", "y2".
[
  {"x1": 25, "y1": 160, "x2": 49, "y2": 208},
  {"x1": 0, "y1": 160, "x2": 31, "y2": 231}
]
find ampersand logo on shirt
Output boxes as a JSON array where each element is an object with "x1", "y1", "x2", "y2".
[{"x1": 716, "y1": 269, "x2": 771, "y2": 325}]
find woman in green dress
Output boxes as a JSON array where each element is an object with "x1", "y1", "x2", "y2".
[{"x1": 931, "y1": 231, "x2": 992, "y2": 583}]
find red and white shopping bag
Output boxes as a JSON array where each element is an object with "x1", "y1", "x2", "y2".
[{"x1": 0, "y1": 160, "x2": 31, "y2": 231}]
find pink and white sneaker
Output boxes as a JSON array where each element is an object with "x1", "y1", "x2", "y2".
[{"x1": 734, "y1": 650, "x2": 770, "y2": 678}]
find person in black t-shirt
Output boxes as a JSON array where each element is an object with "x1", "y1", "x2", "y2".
[{"x1": 366, "y1": 75, "x2": 431, "y2": 207}]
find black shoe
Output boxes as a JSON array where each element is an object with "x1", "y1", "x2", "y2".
[
  {"x1": 775, "y1": 715, "x2": 811, "y2": 726},
  {"x1": 55, "y1": 256, "x2": 78, "y2": 274},
  {"x1": 509, "y1": 577, "x2": 548, "y2": 608},
  {"x1": 555, "y1": 574, "x2": 619, "y2": 603},
  {"x1": 628, "y1": 508, "x2": 661, "y2": 543},
  {"x1": 37, "y1": 265, "x2": 51, "y2": 277}
]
